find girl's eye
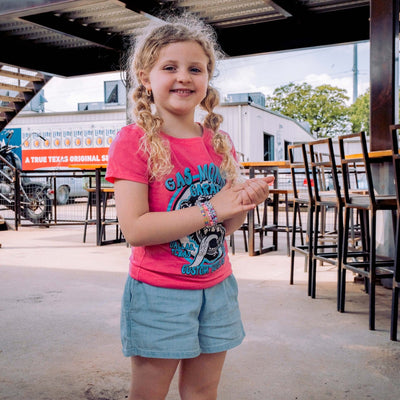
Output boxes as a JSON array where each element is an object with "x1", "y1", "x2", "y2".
[
  {"x1": 190, "y1": 67, "x2": 202, "y2": 73},
  {"x1": 163, "y1": 65, "x2": 176, "y2": 71}
]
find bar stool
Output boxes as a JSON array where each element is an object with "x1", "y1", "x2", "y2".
[
  {"x1": 308, "y1": 138, "x2": 343, "y2": 310},
  {"x1": 389, "y1": 124, "x2": 400, "y2": 340},
  {"x1": 230, "y1": 165, "x2": 265, "y2": 255},
  {"x1": 83, "y1": 187, "x2": 106, "y2": 243},
  {"x1": 263, "y1": 188, "x2": 294, "y2": 256},
  {"x1": 288, "y1": 143, "x2": 313, "y2": 293},
  {"x1": 231, "y1": 205, "x2": 264, "y2": 254},
  {"x1": 83, "y1": 187, "x2": 123, "y2": 245},
  {"x1": 338, "y1": 132, "x2": 396, "y2": 330}
]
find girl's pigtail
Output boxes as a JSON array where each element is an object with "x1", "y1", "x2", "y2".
[
  {"x1": 201, "y1": 86, "x2": 241, "y2": 183},
  {"x1": 201, "y1": 86, "x2": 223, "y2": 133},
  {"x1": 133, "y1": 85, "x2": 172, "y2": 181},
  {"x1": 132, "y1": 85, "x2": 154, "y2": 130}
]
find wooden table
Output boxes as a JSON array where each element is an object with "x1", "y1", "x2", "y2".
[
  {"x1": 241, "y1": 161, "x2": 290, "y2": 256},
  {"x1": 69, "y1": 164, "x2": 123, "y2": 246}
]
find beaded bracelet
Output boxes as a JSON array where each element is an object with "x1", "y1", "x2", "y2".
[
  {"x1": 197, "y1": 200, "x2": 218, "y2": 227},
  {"x1": 204, "y1": 200, "x2": 218, "y2": 226}
]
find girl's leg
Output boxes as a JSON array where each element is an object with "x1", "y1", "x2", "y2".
[
  {"x1": 128, "y1": 356, "x2": 180, "y2": 400},
  {"x1": 178, "y1": 351, "x2": 227, "y2": 400}
]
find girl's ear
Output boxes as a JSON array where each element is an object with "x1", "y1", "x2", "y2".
[{"x1": 139, "y1": 70, "x2": 151, "y2": 90}]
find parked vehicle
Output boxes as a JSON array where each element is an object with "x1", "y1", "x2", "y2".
[
  {"x1": 0, "y1": 130, "x2": 52, "y2": 222},
  {"x1": 34, "y1": 167, "x2": 88, "y2": 205}
]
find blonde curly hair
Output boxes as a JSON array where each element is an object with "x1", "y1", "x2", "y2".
[{"x1": 125, "y1": 14, "x2": 241, "y2": 182}]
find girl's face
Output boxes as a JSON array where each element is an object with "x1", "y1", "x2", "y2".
[{"x1": 140, "y1": 40, "x2": 209, "y2": 120}]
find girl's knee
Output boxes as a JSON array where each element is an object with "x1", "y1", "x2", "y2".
[
  {"x1": 129, "y1": 356, "x2": 179, "y2": 400},
  {"x1": 179, "y1": 382, "x2": 219, "y2": 400},
  {"x1": 178, "y1": 352, "x2": 226, "y2": 400}
]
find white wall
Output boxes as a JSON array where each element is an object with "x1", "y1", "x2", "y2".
[{"x1": 207, "y1": 103, "x2": 314, "y2": 162}]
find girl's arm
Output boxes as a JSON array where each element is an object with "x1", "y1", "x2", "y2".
[
  {"x1": 114, "y1": 179, "x2": 255, "y2": 247},
  {"x1": 222, "y1": 211, "x2": 248, "y2": 236}
]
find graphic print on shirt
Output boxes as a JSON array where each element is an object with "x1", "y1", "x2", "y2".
[{"x1": 165, "y1": 162, "x2": 226, "y2": 277}]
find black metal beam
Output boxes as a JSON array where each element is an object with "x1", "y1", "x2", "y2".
[
  {"x1": 216, "y1": 5, "x2": 370, "y2": 57},
  {"x1": 120, "y1": 0, "x2": 181, "y2": 16},
  {"x1": 267, "y1": 0, "x2": 310, "y2": 19},
  {"x1": 21, "y1": 12, "x2": 125, "y2": 50},
  {"x1": 121, "y1": 0, "x2": 165, "y2": 14}
]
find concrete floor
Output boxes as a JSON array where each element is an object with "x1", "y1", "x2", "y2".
[{"x1": 1, "y1": 225, "x2": 400, "y2": 400}]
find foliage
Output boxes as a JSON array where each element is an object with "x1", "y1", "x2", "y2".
[
  {"x1": 349, "y1": 89, "x2": 370, "y2": 135},
  {"x1": 265, "y1": 82, "x2": 351, "y2": 137}
]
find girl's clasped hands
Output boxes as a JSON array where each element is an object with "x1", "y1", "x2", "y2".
[
  {"x1": 239, "y1": 175, "x2": 275, "y2": 208},
  {"x1": 210, "y1": 176, "x2": 275, "y2": 222}
]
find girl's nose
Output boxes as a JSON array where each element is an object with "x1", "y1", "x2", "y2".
[{"x1": 176, "y1": 70, "x2": 191, "y2": 83}]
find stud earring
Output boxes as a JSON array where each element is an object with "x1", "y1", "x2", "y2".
[{"x1": 146, "y1": 88, "x2": 152, "y2": 97}]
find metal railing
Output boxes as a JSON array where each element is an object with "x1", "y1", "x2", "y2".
[{"x1": 0, "y1": 169, "x2": 116, "y2": 229}]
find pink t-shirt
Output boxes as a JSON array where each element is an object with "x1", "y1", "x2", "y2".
[{"x1": 105, "y1": 123, "x2": 235, "y2": 289}]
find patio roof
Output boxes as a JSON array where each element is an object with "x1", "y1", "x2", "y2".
[{"x1": 0, "y1": 0, "x2": 370, "y2": 77}]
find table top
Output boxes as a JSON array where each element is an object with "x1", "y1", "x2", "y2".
[
  {"x1": 69, "y1": 164, "x2": 108, "y2": 169},
  {"x1": 85, "y1": 187, "x2": 114, "y2": 193},
  {"x1": 345, "y1": 150, "x2": 393, "y2": 160},
  {"x1": 241, "y1": 161, "x2": 290, "y2": 168},
  {"x1": 269, "y1": 188, "x2": 293, "y2": 194}
]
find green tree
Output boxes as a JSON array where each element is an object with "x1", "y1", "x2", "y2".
[
  {"x1": 265, "y1": 82, "x2": 350, "y2": 138},
  {"x1": 349, "y1": 89, "x2": 370, "y2": 135}
]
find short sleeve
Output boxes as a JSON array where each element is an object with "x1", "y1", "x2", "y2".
[{"x1": 105, "y1": 124, "x2": 149, "y2": 184}]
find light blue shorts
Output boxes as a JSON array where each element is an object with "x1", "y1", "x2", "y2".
[{"x1": 120, "y1": 274, "x2": 245, "y2": 359}]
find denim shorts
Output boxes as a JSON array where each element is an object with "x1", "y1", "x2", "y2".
[{"x1": 120, "y1": 274, "x2": 245, "y2": 359}]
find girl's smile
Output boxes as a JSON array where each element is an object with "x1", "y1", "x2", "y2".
[{"x1": 170, "y1": 89, "x2": 194, "y2": 95}]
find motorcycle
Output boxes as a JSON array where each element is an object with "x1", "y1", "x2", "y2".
[{"x1": 0, "y1": 130, "x2": 53, "y2": 223}]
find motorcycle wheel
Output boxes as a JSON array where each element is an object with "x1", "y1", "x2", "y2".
[{"x1": 22, "y1": 184, "x2": 51, "y2": 223}]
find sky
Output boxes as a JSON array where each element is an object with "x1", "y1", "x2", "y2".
[{"x1": 42, "y1": 41, "x2": 370, "y2": 113}]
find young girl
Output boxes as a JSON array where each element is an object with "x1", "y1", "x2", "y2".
[{"x1": 106, "y1": 15, "x2": 273, "y2": 400}]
